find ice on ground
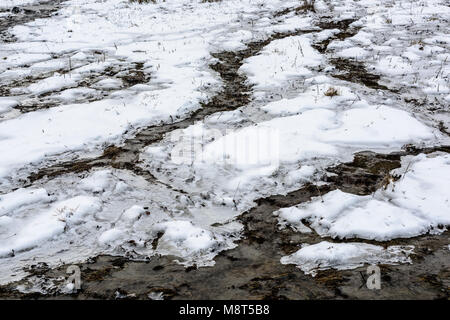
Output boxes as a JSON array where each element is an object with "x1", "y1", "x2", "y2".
[
  {"x1": 281, "y1": 241, "x2": 414, "y2": 276},
  {"x1": 0, "y1": 168, "x2": 240, "y2": 284},
  {"x1": 276, "y1": 153, "x2": 450, "y2": 241}
]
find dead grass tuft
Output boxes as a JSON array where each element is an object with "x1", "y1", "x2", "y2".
[{"x1": 324, "y1": 87, "x2": 339, "y2": 97}]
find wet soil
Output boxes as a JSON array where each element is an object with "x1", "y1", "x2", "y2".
[
  {"x1": 0, "y1": 3, "x2": 448, "y2": 300},
  {"x1": 312, "y1": 18, "x2": 393, "y2": 92},
  {"x1": 1, "y1": 147, "x2": 449, "y2": 299}
]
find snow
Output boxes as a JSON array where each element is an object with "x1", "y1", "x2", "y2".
[
  {"x1": 98, "y1": 228, "x2": 125, "y2": 245},
  {"x1": 0, "y1": 194, "x2": 102, "y2": 257},
  {"x1": 0, "y1": 99, "x2": 18, "y2": 115},
  {"x1": 0, "y1": 207, "x2": 65, "y2": 257},
  {"x1": 281, "y1": 241, "x2": 414, "y2": 276},
  {"x1": 0, "y1": 188, "x2": 51, "y2": 216},
  {"x1": 261, "y1": 82, "x2": 358, "y2": 116},
  {"x1": 276, "y1": 153, "x2": 450, "y2": 241},
  {"x1": 121, "y1": 205, "x2": 145, "y2": 223},
  {"x1": 0, "y1": 0, "x2": 449, "y2": 285},
  {"x1": 173, "y1": 102, "x2": 435, "y2": 198},
  {"x1": 0, "y1": 0, "x2": 40, "y2": 9},
  {"x1": 27, "y1": 73, "x2": 82, "y2": 95},
  {"x1": 155, "y1": 220, "x2": 218, "y2": 264},
  {"x1": 0, "y1": 168, "x2": 240, "y2": 284},
  {"x1": 241, "y1": 35, "x2": 323, "y2": 90},
  {"x1": 79, "y1": 170, "x2": 113, "y2": 193},
  {"x1": 323, "y1": 105, "x2": 434, "y2": 146}
]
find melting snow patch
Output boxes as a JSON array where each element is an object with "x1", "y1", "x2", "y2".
[
  {"x1": 98, "y1": 228, "x2": 125, "y2": 246},
  {"x1": 154, "y1": 220, "x2": 224, "y2": 267},
  {"x1": 0, "y1": 188, "x2": 51, "y2": 215},
  {"x1": 261, "y1": 82, "x2": 358, "y2": 116},
  {"x1": 0, "y1": 195, "x2": 102, "y2": 257},
  {"x1": 276, "y1": 153, "x2": 450, "y2": 241},
  {"x1": 79, "y1": 170, "x2": 114, "y2": 193},
  {"x1": 281, "y1": 241, "x2": 414, "y2": 276}
]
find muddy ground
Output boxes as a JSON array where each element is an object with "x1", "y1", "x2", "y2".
[
  {"x1": 0, "y1": 1, "x2": 448, "y2": 300},
  {"x1": 1, "y1": 147, "x2": 449, "y2": 300}
]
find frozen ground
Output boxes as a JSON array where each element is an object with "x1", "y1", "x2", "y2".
[{"x1": 0, "y1": 0, "x2": 448, "y2": 299}]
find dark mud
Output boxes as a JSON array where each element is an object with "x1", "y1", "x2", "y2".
[
  {"x1": 330, "y1": 58, "x2": 392, "y2": 91},
  {"x1": 312, "y1": 18, "x2": 393, "y2": 91},
  {"x1": 1, "y1": 147, "x2": 449, "y2": 299},
  {"x1": 325, "y1": 145, "x2": 450, "y2": 195},
  {"x1": 313, "y1": 18, "x2": 359, "y2": 54}
]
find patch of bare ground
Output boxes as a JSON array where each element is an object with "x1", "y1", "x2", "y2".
[
  {"x1": 14, "y1": 61, "x2": 151, "y2": 113},
  {"x1": 273, "y1": 0, "x2": 316, "y2": 18},
  {"x1": 0, "y1": 0, "x2": 67, "y2": 41}
]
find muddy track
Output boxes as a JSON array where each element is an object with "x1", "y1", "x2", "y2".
[
  {"x1": 15, "y1": 61, "x2": 150, "y2": 113},
  {"x1": 26, "y1": 28, "x2": 318, "y2": 184},
  {"x1": 313, "y1": 18, "x2": 359, "y2": 54},
  {"x1": 0, "y1": 0, "x2": 67, "y2": 41},
  {"x1": 313, "y1": 18, "x2": 393, "y2": 91},
  {"x1": 1, "y1": 147, "x2": 449, "y2": 299},
  {"x1": 273, "y1": 0, "x2": 315, "y2": 18}
]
